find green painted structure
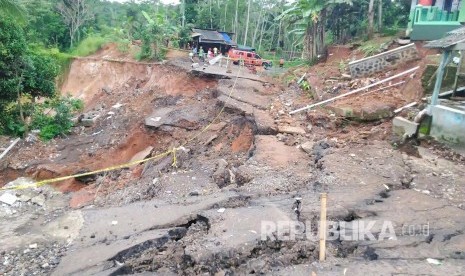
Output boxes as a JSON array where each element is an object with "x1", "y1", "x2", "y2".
[
  {"x1": 424, "y1": 28, "x2": 465, "y2": 147},
  {"x1": 408, "y1": 1, "x2": 465, "y2": 40}
]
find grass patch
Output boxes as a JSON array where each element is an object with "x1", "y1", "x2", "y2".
[{"x1": 71, "y1": 35, "x2": 108, "y2": 57}]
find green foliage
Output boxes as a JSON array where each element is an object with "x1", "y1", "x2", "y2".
[
  {"x1": 22, "y1": 50, "x2": 60, "y2": 99},
  {"x1": 31, "y1": 97, "x2": 83, "y2": 140},
  {"x1": 0, "y1": 108, "x2": 27, "y2": 137},
  {"x1": 20, "y1": 0, "x2": 69, "y2": 49},
  {"x1": 0, "y1": 0, "x2": 26, "y2": 23},
  {"x1": 299, "y1": 80, "x2": 311, "y2": 91},
  {"x1": 359, "y1": 42, "x2": 379, "y2": 57},
  {"x1": 338, "y1": 59, "x2": 347, "y2": 73},
  {"x1": 71, "y1": 35, "x2": 108, "y2": 57},
  {"x1": 0, "y1": 16, "x2": 27, "y2": 103}
]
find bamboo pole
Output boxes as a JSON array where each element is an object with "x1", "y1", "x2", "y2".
[
  {"x1": 319, "y1": 193, "x2": 327, "y2": 262},
  {"x1": 289, "y1": 66, "x2": 420, "y2": 115}
]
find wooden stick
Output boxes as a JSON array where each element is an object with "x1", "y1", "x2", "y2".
[
  {"x1": 289, "y1": 66, "x2": 420, "y2": 115},
  {"x1": 0, "y1": 138, "x2": 20, "y2": 161},
  {"x1": 319, "y1": 193, "x2": 327, "y2": 262}
]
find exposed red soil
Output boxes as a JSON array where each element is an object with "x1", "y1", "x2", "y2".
[{"x1": 231, "y1": 124, "x2": 254, "y2": 153}]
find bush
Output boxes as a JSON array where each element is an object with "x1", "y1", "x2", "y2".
[{"x1": 30, "y1": 96, "x2": 83, "y2": 141}]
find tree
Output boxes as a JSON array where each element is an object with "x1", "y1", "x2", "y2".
[
  {"x1": 279, "y1": 0, "x2": 353, "y2": 61},
  {"x1": 56, "y1": 0, "x2": 94, "y2": 48},
  {"x1": 368, "y1": 0, "x2": 375, "y2": 39},
  {"x1": 0, "y1": 16, "x2": 27, "y2": 110},
  {"x1": 243, "y1": 0, "x2": 251, "y2": 45},
  {"x1": 20, "y1": 0, "x2": 69, "y2": 49},
  {"x1": 0, "y1": 16, "x2": 59, "y2": 134},
  {"x1": 0, "y1": 0, "x2": 26, "y2": 22}
]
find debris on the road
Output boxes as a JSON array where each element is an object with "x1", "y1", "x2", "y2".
[
  {"x1": 300, "y1": 141, "x2": 314, "y2": 154},
  {"x1": 31, "y1": 194, "x2": 46, "y2": 206},
  {"x1": 278, "y1": 125, "x2": 306, "y2": 135},
  {"x1": 0, "y1": 193, "x2": 18, "y2": 205},
  {"x1": 289, "y1": 66, "x2": 420, "y2": 114},
  {"x1": 426, "y1": 258, "x2": 442, "y2": 265},
  {"x1": 1, "y1": 40, "x2": 465, "y2": 276}
]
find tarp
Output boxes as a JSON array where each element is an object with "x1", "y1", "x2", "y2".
[{"x1": 219, "y1": 32, "x2": 236, "y2": 46}]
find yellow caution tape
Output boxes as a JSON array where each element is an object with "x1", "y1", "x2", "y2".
[{"x1": 1, "y1": 64, "x2": 244, "y2": 191}]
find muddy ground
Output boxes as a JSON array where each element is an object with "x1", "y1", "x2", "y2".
[{"x1": 1, "y1": 46, "x2": 465, "y2": 276}]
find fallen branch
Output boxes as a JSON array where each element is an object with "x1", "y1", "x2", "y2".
[
  {"x1": 289, "y1": 66, "x2": 420, "y2": 115},
  {"x1": 0, "y1": 138, "x2": 20, "y2": 161}
]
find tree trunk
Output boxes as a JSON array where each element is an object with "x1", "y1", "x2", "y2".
[
  {"x1": 244, "y1": 0, "x2": 251, "y2": 46},
  {"x1": 303, "y1": 22, "x2": 314, "y2": 61},
  {"x1": 223, "y1": 0, "x2": 227, "y2": 30},
  {"x1": 15, "y1": 72, "x2": 25, "y2": 125},
  {"x1": 368, "y1": 0, "x2": 375, "y2": 39},
  {"x1": 181, "y1": 0, "x2": 185, "y2": 27},
  {"x1": 234, "y1": 0, "x2": 239, "y2": 34},
  {"x1": 209, "y1": 0, "x2": 213, "y2": 29},
  {"x1": 378, "y1": 0, "x2": 383, "y2": 32},
  {"x1": 252, "y1": 9, "x2": 263, "y2": 48},
  {"x1": 258, "y1": 16, "x2": 266, "y2": 51}
]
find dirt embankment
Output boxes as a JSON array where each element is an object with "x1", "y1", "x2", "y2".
[
  {"x1": 2, "y1": 49, "x2": 218, "y2": 190},
  {"x1": 61, "y1": 58, "x2": 216, "y2": 107}
]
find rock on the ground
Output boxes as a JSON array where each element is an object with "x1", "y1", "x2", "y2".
[
  {"x1": 31, "y1": 194, "x2": 46, "y2": 207},
  {"x1": 0, "y1": 193, "x2": 18, "y2": 205},
  {"x1": 300, "y1": 141, "x2": 315, "y2": 154},
  {"x1": 278, "y1": 125, "x2": 306, "y2": 135},
  {"x1": 217, "y1": 95, "x2": 254, "y2": 115},
  {"x1": 128, "y1": 146, "x2": 154, "y2": 169},
  {"x1": 145, "y1": 104, "x2": 204, "y2": 130},
  {"x1": 212, "y1": 159, "x2": 230, "y2": 188},
  {"x1": 254, "y1": 110, "x2": 277, "y2": 134}
]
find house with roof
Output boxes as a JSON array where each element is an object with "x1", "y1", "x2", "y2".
[
  {"x1": 407, "y1": 0, "x2": 465, "y2": 40},
  {"x1": 191, "y1": 28, "x2": 237, "y2": 54}
]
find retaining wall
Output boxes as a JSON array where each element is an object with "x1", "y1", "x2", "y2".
[
  {"x1": 349, "y1": 43, "x2": 419, "y2": 78},
  {"x1": 431, "y1": 105, "x2": 465, "y2": 146}
]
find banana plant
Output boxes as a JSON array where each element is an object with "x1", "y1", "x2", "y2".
[{"x1": 278, "y1": 0, "x2": 353, "y2": 61}]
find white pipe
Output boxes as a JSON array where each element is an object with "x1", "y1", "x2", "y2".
[
  {"x1": 289, "y1": 66, "x2": 420, "y2": 115},
  {"x1": 395, "y1": 102, "x2": 418, "y2": 113},
  {"x1": 0, "y1": 138, "x2": 20, "y2": 161}
]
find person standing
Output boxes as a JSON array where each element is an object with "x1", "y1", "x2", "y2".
[
  {"x1": 199, "y1": 46, "x2": 205, "y2": 61},
  {"x1": 207, "y1": 48, "x2": 213, "y2": 59},
  {"x1": 213, "y1": 47, "x2": 218, "y2": 56}
]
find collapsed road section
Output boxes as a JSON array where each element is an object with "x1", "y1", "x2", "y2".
[{"x1": 1, "y1": 45, "x2": 465, "y2": 276}]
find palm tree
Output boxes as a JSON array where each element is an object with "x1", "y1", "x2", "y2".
[
  {"x1": 279, "y1": 0, "x2": 352, "y2": 61},
  {"x1": 0, "y1": 0, "x2": 26, "y2": 23}
]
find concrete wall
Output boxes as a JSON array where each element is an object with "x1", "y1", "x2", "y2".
[
  {"x1": 349, "y1": 44, "x2": 419, "y2": 78},
  {"x1": 431, "y1": 105, "x2": 465, "y2": 146}
]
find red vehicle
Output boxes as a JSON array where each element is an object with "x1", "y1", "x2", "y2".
[{"x1": 228, "y1": 49, "x2": 272, "y2": 69}]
